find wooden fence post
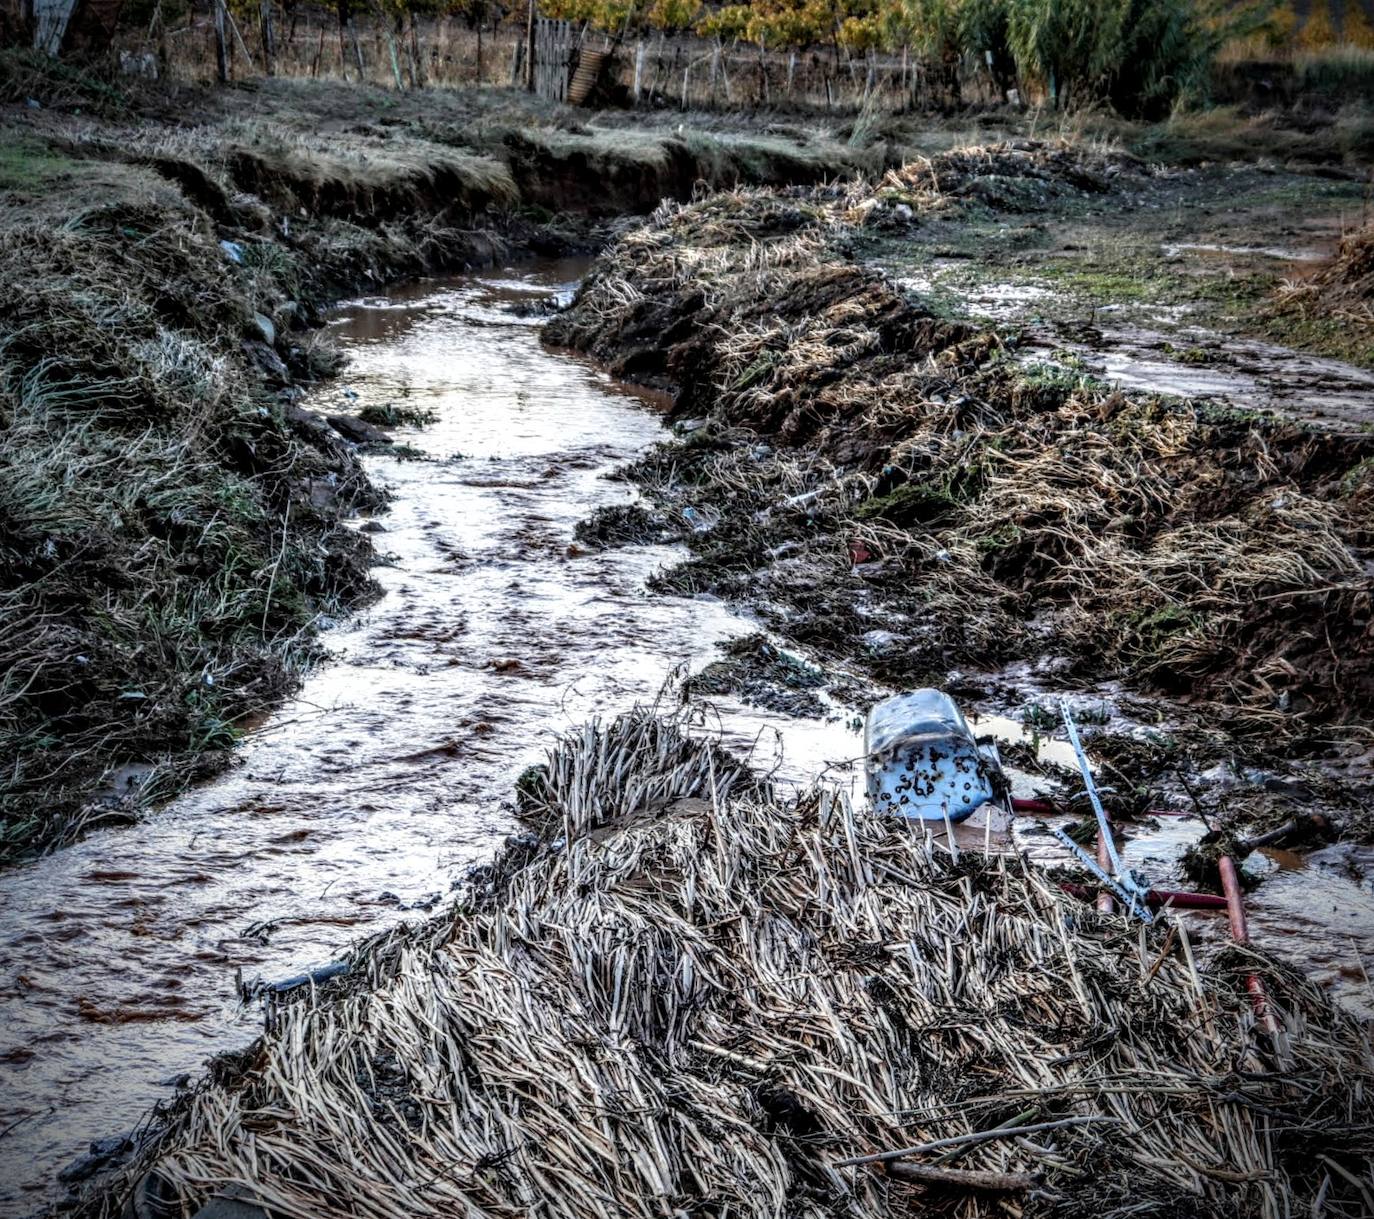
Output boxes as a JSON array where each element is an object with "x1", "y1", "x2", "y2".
[
  {"x1": 260, "y1": 0, "x2": 275, "y2": 75},
  {"x1": 385, "y1": 18, "x2": 403, "y2": 88},
  {"x1": 525, "y1": 0, "x2": 536, "y2": 91},
  {"x1": 213, "y1": 0, "x2": 228, "y2": 82},
  {"x1": 348, "y1": 15, "x2": 364, "y2": 77},
  {"x1": 409, "y1": 14, "x2": 423, "y2": 86},
  {"x1": 224, "y1": 3, "x2": 255, "y2": 72}
]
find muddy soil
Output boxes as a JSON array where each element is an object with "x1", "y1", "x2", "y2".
[{"x1": 544, "y1": 142, "x2": 1374, "y2": 924}]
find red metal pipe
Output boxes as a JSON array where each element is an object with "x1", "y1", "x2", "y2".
[
  {"x1": 1059, "y1": 882, "x2": 1228, "y2": 911},
  {"x1": 1010, "y1": 798, "x2": 1190, "y2": 818},
  {"x1": 1095, "y1": 829, "x2": 1115, "y2": 914},
  {"x1": 1218, "y1": 855, "x2": 1279, "y2": 1034}
]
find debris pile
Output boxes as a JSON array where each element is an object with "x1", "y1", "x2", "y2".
[
  {"x1": 1279, "y1": 221, "x2": 1374, "y2": 335},
  {"x1": 845, "y1": 139, "x2": 1144, "y2": 221},
  {"x1": 546, "y1": 145, "x2": 1374, "y2": 734},
  {"x1": 80, "y1": 712, "x2": 1374, "y2": 1219}
]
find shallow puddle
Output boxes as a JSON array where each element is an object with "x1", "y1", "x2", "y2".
[
  {"x1": 1015, "y1": 310, "x2": 1374, "y2": 430},
  {"x1": 1082, "y1": 327, "x2": 1374, "y2": 430},
  {"x1": 1161, "y1": 241, "x2": 1326, "y2": 262},
  {"x1": 0, "y1": 262, "x2": 859, "y2": 1214}
]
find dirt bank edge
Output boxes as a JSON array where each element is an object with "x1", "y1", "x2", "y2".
[
  {"x1": 0, "y1": 72, "x2": 877, "y2": 864},
  {"x1": 543, "y1": 144, "x2": 1374, "y2": 835}
]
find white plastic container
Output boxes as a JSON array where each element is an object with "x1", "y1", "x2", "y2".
[{"x1": 864, "y1": 689, "x2": 1000, "y2": 822}]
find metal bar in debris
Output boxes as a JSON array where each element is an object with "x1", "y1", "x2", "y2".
[
  {"x1": 1059, "y1": 700, "x2": 1124, "y2": 876},
  {"x1": 1059, "y1": 700, "x2": 1154, "y2": 920},
  {"x1": 1218, "y1": 855, "x2": 1280, "y2": 1035},
  {"x1": 1052, "y1": 827, "x2": 1153, "y2": 924},
  {"x1": 1096, "y1": 827, "x2": 1114, "y2": 914}
]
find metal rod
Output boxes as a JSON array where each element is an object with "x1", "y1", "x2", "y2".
[
  {"x1": 1059, "y1": 700, "x2": 1124, "y2": 875},
  {"x1": 1096, "y1": 827, "x2": 1114, "y2": 914},
  {"x1": 1051, "y1": 828, "x2": 1153, "y2": 924}
]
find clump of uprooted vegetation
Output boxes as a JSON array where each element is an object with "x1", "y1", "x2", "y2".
[
  {"x1": 75, "y1": 711, "x2": 1374, "y2": 1219},
  {"x1": 1272, "y1": 220, "x2": 1374, "y2": 360},
  {"x1": 547, "y1": 141, "x2": 1374, "y2": 740}
]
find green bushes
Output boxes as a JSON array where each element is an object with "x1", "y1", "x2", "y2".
[{"x1": 966, "y1": 0, "x2": 1265, "y2": 116}]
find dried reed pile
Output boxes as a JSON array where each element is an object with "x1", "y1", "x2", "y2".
[
  {"x1": 546, "y1": 143, "x2": 1374, "y2": 734},
  {"x1": 83, "y1": 712, "x2": 1374, "y2": 1219},
  {"x1": 1277, "y1": 220, "x2": 1374, "y2": 335}
]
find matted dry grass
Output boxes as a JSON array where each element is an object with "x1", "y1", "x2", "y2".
[
  {"x1": 81, "y1": 712, "x2": 1374, "y2": 1219},
  {"x1": 545, "y1": 142, "x2": 1374, "y2": 735}
]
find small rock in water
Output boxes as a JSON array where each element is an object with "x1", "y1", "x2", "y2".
[
  {"x1": 327, "y1": 414, "x2": 392, "y2": 445},
  {"x1": 862, "y1": 629, "x2": 901, "y2": 656},
  {"x1": 360, "y1": 520, "x2": 387, "y2": 533},
  {"x1": 58, "y1": 1133, "x2": 133, "y2": 1183},
  {"x1": 250, "y1": 311, "x2": 276, "y2": 346}
]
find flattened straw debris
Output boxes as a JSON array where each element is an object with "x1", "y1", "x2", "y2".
[
  {"x1": 73, "y1": 710, "x2": 1374, "y2": 1219},
  {"x1": 834, "y1": 1116, "x2": 1118, "y2": 1167}
]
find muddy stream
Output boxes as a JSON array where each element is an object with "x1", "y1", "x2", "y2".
[{"x1": 1, "y1": 262, "x2": 1370, "y2": 1215}]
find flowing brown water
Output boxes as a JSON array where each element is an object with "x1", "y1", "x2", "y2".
[
  {"x1": 0, "y1": 263, "x2": 861, "y2": 1214},
  {"x1": 2, "y1": 263, "x2": 1370, "y2": 1215}
]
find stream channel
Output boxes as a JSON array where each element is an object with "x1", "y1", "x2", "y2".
[
  {"x1": 2, "y1": 260, "x2": 1372, "y2": 1215},
  {"x1": 0, "y1": 261, "x2": 861, "y2": 1214}
]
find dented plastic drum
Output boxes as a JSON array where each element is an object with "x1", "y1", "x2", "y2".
[{"x1": 864, "y1": 689, "x2": 997, "y2": 822}]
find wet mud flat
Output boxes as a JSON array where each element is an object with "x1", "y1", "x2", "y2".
[
  {"x1": 862, "y1": 157, "x2": 1374, "y2": 429},
  {"x1": 0, "y1": 264, "x2": 863, "y2": 1215}
]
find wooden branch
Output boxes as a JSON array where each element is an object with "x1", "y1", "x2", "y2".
[
  {"x1": 834, "y1": 1115, "x2": 1115, "y2": 1168},
  {"x1": 885, "y1": 1161, "x2": 1041, "y2": 1192}
]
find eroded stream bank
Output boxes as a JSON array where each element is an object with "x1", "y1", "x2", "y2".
[
  {"x1": 0, "y1": 263, "x2": 860, "y2": 1215},
  {"x1": 4, "y1": 246, "x2": 1373, "y2": 1215}
]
